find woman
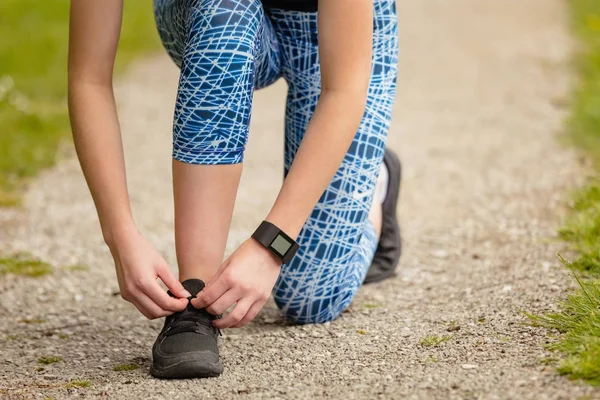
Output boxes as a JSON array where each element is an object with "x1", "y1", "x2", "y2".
[{"x1": 68, "y1": 0, "x2": 400, "y2": 379}]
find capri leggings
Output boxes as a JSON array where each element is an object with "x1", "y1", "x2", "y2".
[{"x1": 153, "y1": 0, "x2": 399, "y2": 323}]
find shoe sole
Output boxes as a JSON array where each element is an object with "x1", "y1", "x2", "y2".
[
  {"x1": 364, "y1": 148, "x2": 402, "y2": 284},
  {"x1": 150, "y1": 351, "x2": 223, "y2": 379}
]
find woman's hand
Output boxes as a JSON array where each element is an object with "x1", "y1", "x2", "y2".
[
  {"x1": 109, "y1": 228, "x2": 190, "y2": 319},
  {"x1": 191, "y1": 238, "x2": 282, "y2": 329}
]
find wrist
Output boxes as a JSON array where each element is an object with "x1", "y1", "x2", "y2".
[
  {"x1": 251, "y1": 220, "x2": 300, "y2": 264},
  {"x1": 264, "y1": 213, "x2": 303, "y2": 240},
  {"x1": 102, "y1": 220, "x2": 139, "y2": 249},
  {"x1": 248, "y1": 237, "x2": 283, "y2": 267}
]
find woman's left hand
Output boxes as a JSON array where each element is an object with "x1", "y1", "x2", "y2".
[{"x1": 191, "y1": 238, "x2": 282, "y2": 329}]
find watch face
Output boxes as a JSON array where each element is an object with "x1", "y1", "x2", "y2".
[{"x1": 270, "y1": 234, "x2": 293, "y2": 257}]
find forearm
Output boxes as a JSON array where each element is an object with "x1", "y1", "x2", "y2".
[
  {"x1": 266, "y1": 90, "x2": 367, "y2": 238},
  {"x1": 264, "y1": 0, "x2": 372, "y2": 239},
  {"x1": 68, "y1": 82, "x2": 136, "y2": 245}
]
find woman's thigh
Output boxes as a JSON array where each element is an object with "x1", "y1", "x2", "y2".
[
  {"x1": 153, "y1": 0, "x2": 282, "y2": 165},
  {"x1": 268, "y1": 0, "x2": 399, "y2": 323}
]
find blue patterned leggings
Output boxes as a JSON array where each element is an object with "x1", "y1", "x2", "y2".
[{"x1": 154, "y1": 0, "x2": 399, "y2": 323}]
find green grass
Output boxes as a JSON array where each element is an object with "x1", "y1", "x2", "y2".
[
  {"x1": 419, "y1": 334, "x2": 453, "y2": 347},
  {"x1": 568, "y1": 0, "x2": 600, "y2": 166},
  {"x1": 65, "y1": 380, "x2": 91, "y2": 389},
  {"x1": 533, "y1": 260, "x2": 600, "y2": 385},
  {"x1": 20, "y1": 318, "x2": 46, "y2": 324},
  {"x1": 558, "y1": 184, "x2": 600, "y2": 274},
  {"x1": 540, "y1": 356, "x2": 559, "y2": 366},
  {"x1": 0, "y1": 254, "x2": 92, "y2": 278},
  {"x1": 62, "y1": 264, "x2": 90, "y2": 272},
  {"x1": 5, "y1": 334, "x2": 26, "y2": 341},
  {"x1": 539, "y1": 0, "x2": 600, "y2": 386},
  {"x1": 38, "y1": 356, "x2": 62, "y2": 365},
  {"x1": 112, "y1": 363, "x2": 139, "y2": 372},
  {"x1": 0, "y1": 253, "x2": 52, "y2": 277},
  {"x1": 0, "y1": 1, "x2": 160, "y2": 205},
  {"x1": 362, "y1": 303, "x2": 379, "y2": 309}
]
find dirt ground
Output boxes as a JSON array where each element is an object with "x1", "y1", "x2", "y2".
[{"x1": 1, "y1": 0, "x2": 597, "y2": 398}]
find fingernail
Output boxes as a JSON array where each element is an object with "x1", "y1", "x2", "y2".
[{"x1": 183, "y1": 290, "x2": 192, "y2": 298}]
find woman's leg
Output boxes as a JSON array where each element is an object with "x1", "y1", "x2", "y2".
[
  {"x1": 154, "y1": 0, "x2": 281, "y2": 282},
  {"x1": 267, "y1": 0, "x2": 399, "y2": 324}
]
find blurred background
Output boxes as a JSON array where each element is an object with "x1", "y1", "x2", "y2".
[{"x1": 0, "y1": 1, "x2": 160, "y2": 206}]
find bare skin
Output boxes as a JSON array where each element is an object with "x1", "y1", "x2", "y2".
[{"x1": 68, "y1": 0, "x2": 375, "y2": 328}]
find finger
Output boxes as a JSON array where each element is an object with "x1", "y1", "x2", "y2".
[
  {"x1": 157, "y1": 263, "x2": 191, "y2": 299},
  {"x1": 142, "y1": 279, "x2": 188, "y2": 312},
  {"x1": 132, "y1": 301, "x2": 155, "y2": 320},
  {"x1": 232, "y1": 301, "x2": 264, "y2": 328},
  {"x1": 214, "y1": 298, "x2": 253, "y2": 329},
  {"x1": 132, "y1": 294, "x2": 172, "y2": 320},
  {"x1": 192, "y1": 274, "x2": 231, "y2": 309},
  {"x1": 205, "y1": 289, "x2": 240, "y2": 316}
]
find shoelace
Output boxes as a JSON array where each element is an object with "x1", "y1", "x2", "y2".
[{"x1": 164, "y1": 305, "x2": 222, "y2": 337}]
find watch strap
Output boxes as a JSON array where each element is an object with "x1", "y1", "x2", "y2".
[{"x1": 251, "y1": 221, "x2": 300, "y2": 264}]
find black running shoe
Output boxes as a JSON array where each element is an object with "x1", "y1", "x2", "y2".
[
  {"x1": 150, "y1": 279, "x2": 223, "y2": 379},
  {"x1": 364, "y1": 148, "x2": 402, "y2": 284}
]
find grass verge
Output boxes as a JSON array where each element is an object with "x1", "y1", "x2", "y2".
[
  {"x1": 38, "y1": 356, "x2": 62, "y2": 365},
  {"x1": 0, "y1": 1, "x2": 160, "y2": 205},
  {"x1": 534, "y1": 0, "x2": 600, "y2": 386},
  {"x1": 0, "y1": 253, "x2": 52, "y2": 277},
  {"x1": 0, "y1": 251, "x2": 91, "y2": 278},
  {"x1": 65, "y1": 380, "x2": 91, "y2": 389},
  {"x1": 113, "y1": 363, "x2": 139, "y2": 372},
  {"x1": 419, "y1": 334, "x2": 453, "y2": 347},
  {"x1": 533, "y1": 258, "x2": 600, "y2": 385}
]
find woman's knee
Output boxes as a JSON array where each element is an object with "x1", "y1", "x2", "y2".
[{"x1": 173, "y1": 0, "x2": 266, "y2": 165}]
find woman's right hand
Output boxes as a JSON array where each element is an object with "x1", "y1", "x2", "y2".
[{"x1": 108, "y1": 228, "x2": 190, "y2": 319}]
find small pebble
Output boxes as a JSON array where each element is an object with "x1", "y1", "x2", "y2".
[{"x1": 430, "y1": 250, "x2": 449, "y2": 258}]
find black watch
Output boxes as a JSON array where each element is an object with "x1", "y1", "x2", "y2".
[{"x1": 251, "y1": 221, "x2": 300, "y2": 264}]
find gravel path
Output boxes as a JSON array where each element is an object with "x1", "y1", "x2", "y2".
[{"x1": 1, "y1": 0, "x2": 596, "y2": 398}]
